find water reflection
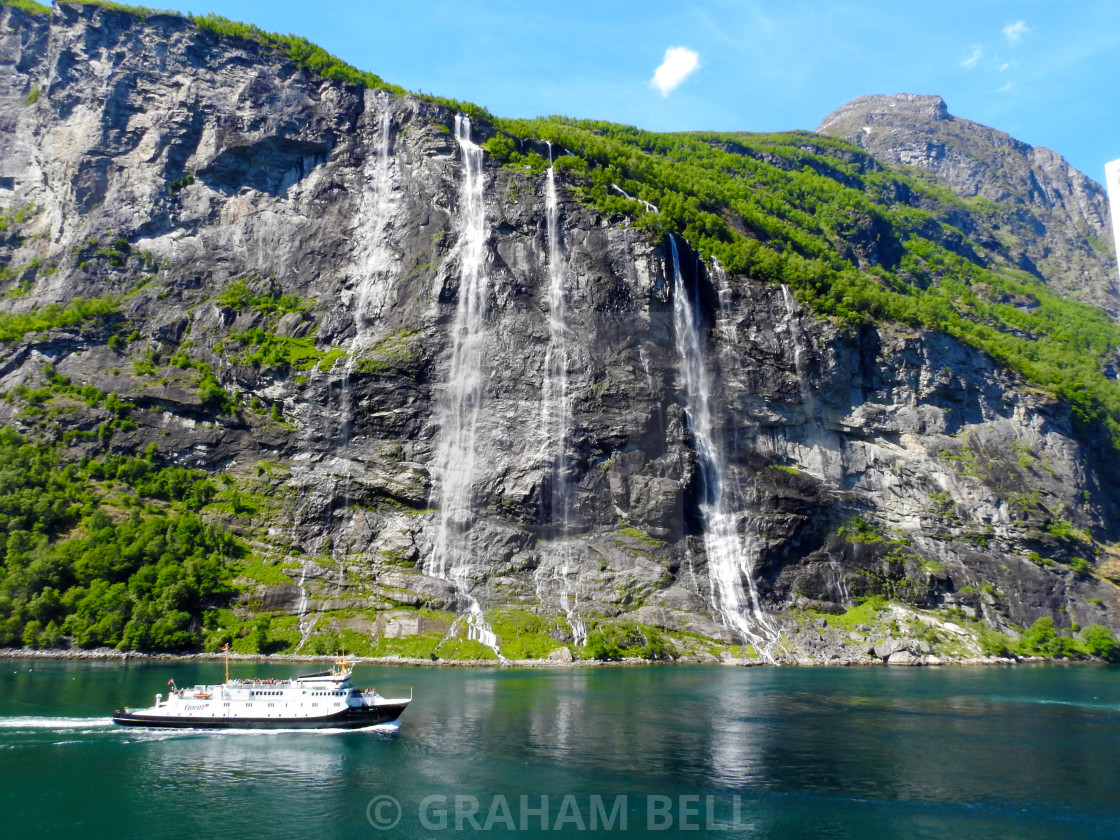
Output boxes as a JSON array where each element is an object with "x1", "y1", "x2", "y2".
[{"x1": 1, "y1": 661, "x2": 1118, "y2": 839}]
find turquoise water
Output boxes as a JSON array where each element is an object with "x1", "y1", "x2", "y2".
[{"x1": 1, "y1": 660, "x2": 1118, "y2": 838}]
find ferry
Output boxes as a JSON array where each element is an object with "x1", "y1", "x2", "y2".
[{"x1": 112, "y1": 657, "x2": 411, "y2": 730}]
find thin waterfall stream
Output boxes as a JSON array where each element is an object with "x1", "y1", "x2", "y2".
[
  {"x1": 333, "y1": 96, "x2": 396, "y2": 594},
  {"x1": 296, "y1": 98, "x2": 397, "y2": 649},
  {"x1": 669, "y1": 236, "x2": 780, "y2": 658},
  {"x1": 539, "y1": 144, "x2": 585, "y2": 647},
  {"x1": 428, "y1": 115, "x2": 503, "y2": 658}
]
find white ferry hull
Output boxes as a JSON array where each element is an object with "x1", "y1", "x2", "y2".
[{"x1": 112, "y1": 701, "x2": 409, "y2": 730}]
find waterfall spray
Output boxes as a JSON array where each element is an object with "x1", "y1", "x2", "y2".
[
  {"x1": 539, "y1": 143, "x2": 585, "y2": 647},
  {"x1": 669, "y1": 236, "x2": 779, "y2": 658},
  {"x1": 428, "y1": 115, "x2": 503, "y2": 657}
]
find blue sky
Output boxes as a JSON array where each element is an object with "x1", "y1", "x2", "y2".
[{"x1": 177, "y1": 0, "x2": 1119, "y2": 182}]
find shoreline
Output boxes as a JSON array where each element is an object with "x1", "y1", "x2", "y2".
[{"x1": 0, "y1": 646, "x2": 1050, "y2": 668}]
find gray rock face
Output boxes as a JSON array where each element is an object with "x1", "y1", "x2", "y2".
[
  {"x1": 0, "y1": 6, "x2": 1118, "y2": 656},
  {"x1": 819, "y1": 93, "x2": 1119, "y2": 316}
]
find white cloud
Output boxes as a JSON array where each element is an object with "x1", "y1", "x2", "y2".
[
  {"x1": 997, "y1": 81, "x2": 1014, "y2": 93},
  {"x1": 651, "y1": 47, "x2": 701, "y2": 96},
  {"x1": 1004, "y1": 20, "x2": 1029, "y2": 45},
  {"x1": 960, "y1": 46, "x2": 983, "y2": 69}
]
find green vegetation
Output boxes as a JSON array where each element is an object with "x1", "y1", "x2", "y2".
[
  {"x1": 196, "y1": 362, "x2": 235, "y2": 413},
  {"x1": 6, "y1": 0, "x2": 51, "y2": 15},
  {"x1": 583, "y1": 618, "x2": 671, "y2": 661},
  {"x1": 482, "y1": 136, "x2": 549, "y2": 175},
  {"x1": 0, "y1": 295, "x2": 119, "y2": 343},
  {"x1": 222, "y1": 330, "x2": 334, "y2": 373},
  {"x1": 213, "y1": 279, "x2": 346, "y2": 375},
  {"x1": 488, "y1": 607, "x2": 570, "y2": 659},
  {"x1": 167, "y1": 173, "x2": 194, "y2": 195},
  {"x1": 1016, "y1": 617, "x2": 1074, "y2": 658},
  {"x1": 485, "y1": 116, "x2": 1120, "y2": 455},
  {"x1": 1081, "y1": 624, "x2": 1120, "y2": 661},
  {"x1": 767, "y1": 464, "x2": 802, "y2": 476},
  {"x1": 215, "y1": 278, "x2": 310, "y2": 317},
  {"x1": 616, "y1": 524, "x2": 665, "y2": 547},
  {"x1": 354, "y1": 329, "x2": 420, "y2": 374},
  {"x1": 189, "y1": 13, "x2": 407, "y2": 96},
  {"x1": 838, "y1": 515, "x2": 893, "y2": 544},
  {"x1": 165, "y1": 351, "x2": 237, "y2": 413},
  {"x1": 66, "y1": 2, "x2": 169, "y2": 17},
  {"x1": 1021, "y1": 619, "x2": 1120, "y2": 661},
  {"x1": 0, "y1": 428, "x2": 237, "y2": 651},
  {"x1": 816, "y1": 595, "x2": 888, "y2": 631},
  {"x1": 0, "y1": 203, "x2": 38, "y2": 234},
  {"x1": 233, "y1": 557, "x2": 292, "y2": 587},
  {"x1": 977, "y1": 626, "x2": 1013, "y2": 657}
]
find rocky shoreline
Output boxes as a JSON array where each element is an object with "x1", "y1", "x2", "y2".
[{"x1": 0, "y1": 646, "x2": 1052, "y2": 668}]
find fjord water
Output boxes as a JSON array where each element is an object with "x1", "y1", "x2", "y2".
[{"x1": 2, "y1": 661, "x2": 1117, "y2": 839}]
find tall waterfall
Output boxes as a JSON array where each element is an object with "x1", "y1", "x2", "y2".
[
  {"x1": 315, "y1": 98, "x2": 399, "y2": 602},
  {"x1": 429, "y1": 115, "x2": 501, "y2": 656},
  {"x1": 669, "y1": 236, "x2": 779, "y2": 656},
  {"x1": 539, "y1": 146, "x2": 585, "y2": 647}
]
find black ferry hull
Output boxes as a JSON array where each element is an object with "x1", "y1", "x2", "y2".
[{"x1": 112, "y1": 702, "x2": 409, "y2": 730}]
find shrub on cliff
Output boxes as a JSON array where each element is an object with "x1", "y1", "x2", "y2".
[
  {"x1": 1016, "y1": 617, "x2": 1074, "y2": 658},
  {"x1": 1081, "y1": 624, "x2": 1119, "y2": 662}
]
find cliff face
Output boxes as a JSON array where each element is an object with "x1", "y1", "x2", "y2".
[
  {"x1": 1, "y1": 4, "x2": 1118, "y2": 661},
  {"x1": 819, "y1": 93, "x2": 1119, "y2": 317}
]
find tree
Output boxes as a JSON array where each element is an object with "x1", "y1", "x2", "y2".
[
  {"x1": 1081, "y1": 624, "x2": 1119, "y2": 662},
  {"x1": 1017, "y1": 617, "x2": 1073, "y2": 658}
]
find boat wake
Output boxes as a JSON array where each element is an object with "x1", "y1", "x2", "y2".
[{"x1": 0, "y1": 716, "x2": 114, "y2": 729}]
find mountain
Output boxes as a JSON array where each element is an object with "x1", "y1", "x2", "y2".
[
  {"x1": 819, "y1": 93, "x2": 1119, "y2": 316},
  {"x1": 0, "y1": 1, "x2": 1117, "y2": 663}
]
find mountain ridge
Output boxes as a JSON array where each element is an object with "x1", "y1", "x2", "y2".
[
  {"x1": 0, "y1": 1, "x2": 1118, "y2": 663},
  {"x1": 819, "y1": 92, "x2": 1117, "y2": 316}
]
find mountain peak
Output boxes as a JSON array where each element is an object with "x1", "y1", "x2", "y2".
[
  {"x1": 818, "y1": 93, "x2": 1117, "y2": 315},
  {"x1": 819, "y1": 93, "x2": 950, "y2": 130}
]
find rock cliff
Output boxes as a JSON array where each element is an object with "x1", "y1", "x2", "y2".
[{"x1": 1, "y1": 4, "x2": 1118, "y2": 662}]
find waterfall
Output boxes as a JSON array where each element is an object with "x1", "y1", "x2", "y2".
[
  {"x1": 539, "y1": 144, "x2": 585, "y2": 647},
  {"x1": 611, "y1": 183, "x2": 659, "y2": 213},
  {"x1": 780, "y1": 285, "x2": 813, "y2": 408},
  {"x1": 669, "y1": 236, "x2": 779, "y2": 657},
  {"x1": 348, "y1": 96, "x2": 397, "y2": 343},
  {"x1": 294, "y1": 562, "x2": 319, "y2": 651},
  {"x1": 333, "y1": 97, "x2": 397, "y2": 593},
  {"x1": 428, "y1": 115, "x2": 502, "y2": 657}
]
